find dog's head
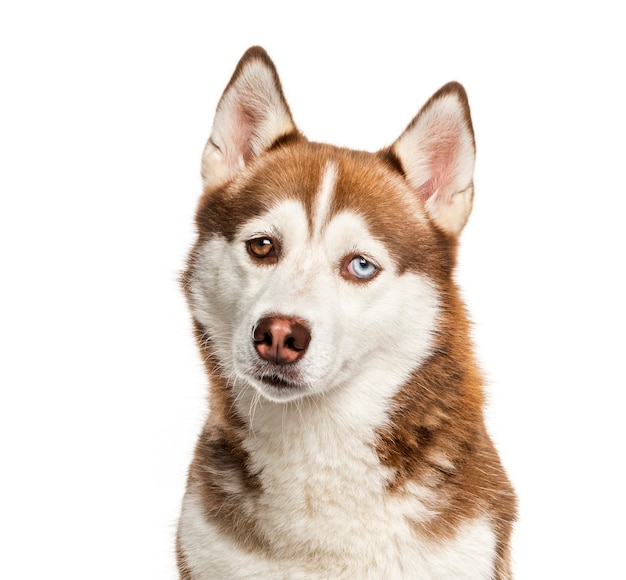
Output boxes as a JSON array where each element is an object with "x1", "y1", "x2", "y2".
[{"x1": 184, "y1": 47, "x2": 475, "y2": 405}]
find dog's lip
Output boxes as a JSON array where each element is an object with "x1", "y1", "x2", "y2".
[{"x1": 255, "y1": 373, "x2": 303, "y2": 390}]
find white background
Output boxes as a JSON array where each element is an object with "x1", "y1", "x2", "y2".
[{"x1": 1, "y1": 2, "x2": 624, "y2": 578}]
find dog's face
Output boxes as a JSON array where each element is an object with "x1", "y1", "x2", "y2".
[{"x1": 185, "y1": 47, "x2": 475, "y2": 405}]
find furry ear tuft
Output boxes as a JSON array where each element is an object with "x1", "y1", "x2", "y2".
[
  {"x1": 391, "y1": 82, "x2": 476, "y2": 236},
  {"x1": 201, "y1": 47, "x2": 298, "y2": 190}
]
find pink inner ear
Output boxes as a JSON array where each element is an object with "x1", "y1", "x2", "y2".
[
  {"x1": 417, "y1": 126, "x2": 461, "y2": 202},
  {"x1": 233, "y1": 100, "x2": 262, "y2": 164}
]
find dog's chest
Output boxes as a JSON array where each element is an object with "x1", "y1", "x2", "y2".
[
  {"x1": 180, "y1": 404, "x2": 497, "y2": 579},
  {"x1": 179, "y1": 389, "x2": 497, "y2": 578},
  {"x1": 233, "y1": 395, "x2": 496, "y2": 577},
  {"x1": 245, "y1": 414, "x2": 416, "y2": 558}
]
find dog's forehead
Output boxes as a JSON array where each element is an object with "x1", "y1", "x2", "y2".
[
  {"x1": 271, "y1": 143, "x2": 426, "y2": 227},
  {"x1": 199, "y1": 143, "x2": 416, "y2": 231}
]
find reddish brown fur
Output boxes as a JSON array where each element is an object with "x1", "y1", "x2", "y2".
[
  {"x1": 179, "y1": 321, "x2": 267, "y2": 553},
  {"x1": 194, "y1": 141, "x2": 455, "y2": 282},
  {"x1": 376, "y1": 284, "x2": 516, "y2": 577},
  {"x1": 181, "y1": 142, "x2": 517, "y2": 576},
  {"x1": 178, "y1": 46, "x2": 517, "y2": 579}
]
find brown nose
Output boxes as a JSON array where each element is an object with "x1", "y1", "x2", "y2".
[{"x1": 253, "y1": 316, "x2": 311, "y2": 364}]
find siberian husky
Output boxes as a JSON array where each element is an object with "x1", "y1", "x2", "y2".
[{"x1": 176, "y1": 46, "x2": 516, "y2": 579}]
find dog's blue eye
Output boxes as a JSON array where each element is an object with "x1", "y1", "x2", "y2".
[{"x1": 347, "y1": 256, "x2": 378, "y2": 280}]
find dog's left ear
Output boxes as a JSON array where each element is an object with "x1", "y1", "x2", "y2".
[
  {"x1": 201, "y1": 46, "x2": 298, "y2": 190},
  {"x1": 391, "y1": 82, "x2": 476, "y2": 236}
]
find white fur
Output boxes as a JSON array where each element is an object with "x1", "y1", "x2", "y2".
[
  {"x1": 312, "y1": 162, "x2": 337, "y2": 237},
  {"x1": 180, "y1": 380, "x2": 496, "y2": 578},
  {"x1": 179, "y1": 482, "x2": 496, "y2": 579},
  {"x1": 177, "y1": 44, "x2": 511, "y2": 576},
  {"x1": 182, "y1": 166, "x2": 497, "y2": 576},
  {"x1": 188, "y1": 200, "x2": 439, "y2": 403}
]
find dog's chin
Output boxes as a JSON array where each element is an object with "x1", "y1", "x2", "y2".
[{"x1": 249, "y1": 373, "x2": 310, "y2": 403}]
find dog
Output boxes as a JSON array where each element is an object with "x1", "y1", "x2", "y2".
[{"x1": 176, "y1": 46, "x2": 517, "y2": 579}]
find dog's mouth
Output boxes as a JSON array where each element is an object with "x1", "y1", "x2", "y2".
[
  {"x1": 250, "y1": 370, "x2": 309, "y2": 401},
  {"x1": 258, "y1": 374, "x2": 298, "y2": 389}
]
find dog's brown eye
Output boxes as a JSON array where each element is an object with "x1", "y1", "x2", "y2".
[{"x1": 247, "y1": 237, "x2": 278, "y2": 261}]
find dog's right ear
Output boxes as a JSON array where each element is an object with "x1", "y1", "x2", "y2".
[
  {"x1": 390, "y1": 82, "x2": 476, "y2": 237},
  {"x1": 201, "y1": 47, "x2": 298, "y2": 190}
]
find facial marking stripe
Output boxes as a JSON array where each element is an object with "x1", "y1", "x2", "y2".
[{"x1": 312, "y1": 162, "x2": 337, "y2": 238}]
